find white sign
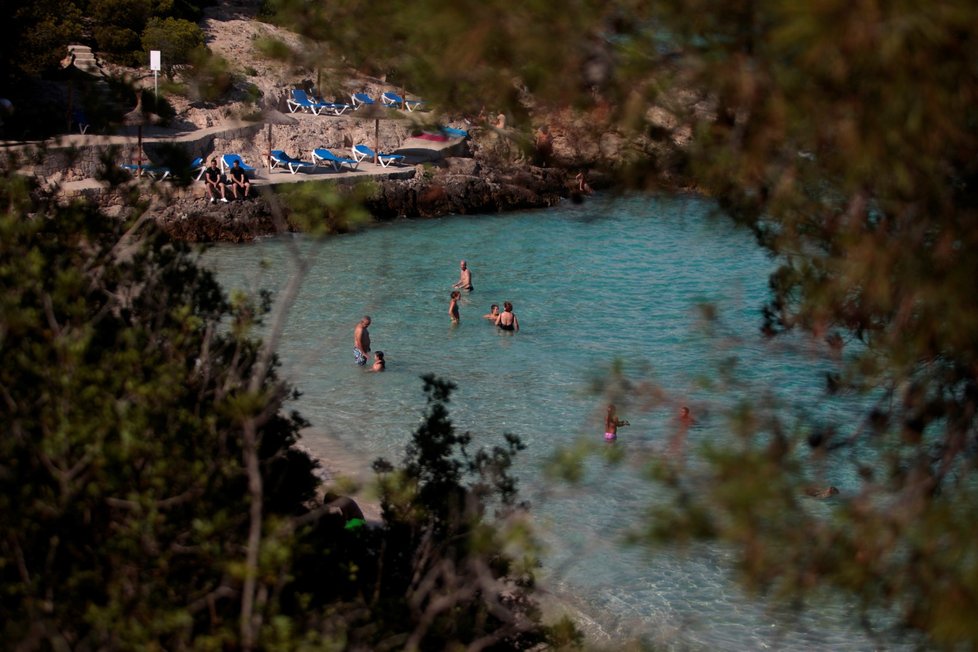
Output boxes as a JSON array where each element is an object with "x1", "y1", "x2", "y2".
[{"x1": 150, "y1": 50, "x2": 161, "y2": 71}]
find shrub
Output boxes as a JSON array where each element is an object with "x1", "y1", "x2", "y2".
[{"x1": 141, "y1": 16, "x2": 205, "y2": 76}]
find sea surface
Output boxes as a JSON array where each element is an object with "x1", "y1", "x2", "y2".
[{"x1": 203, "y1": 194, "x2": 900, "y2": 650}]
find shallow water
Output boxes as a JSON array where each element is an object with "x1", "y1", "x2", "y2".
[{"x1": 203, "y1": 194, "x2": 896, "y2": 650}]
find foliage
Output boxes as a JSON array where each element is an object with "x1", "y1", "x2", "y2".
[
  {"x1": 0, "y1": 165, "x2": 563, "y2": 648},
  {"x1": 0, "y1": 0, "x2": 211, "y2": 79},
  {"x1": 182, "y1": 46, "x2": 234, "y2": 103},
  {"x1": 141, "y1": 17, "x2": 206, "y2": 75},
  {"x1": 2, "y1": 0, "x2": 85, "y2": 78},
  {"x1": 264, "y1": 0, "x2": 978, "y2": 647},
  {"x1": 90, "y1": 0, "x2": 154, "y2": 64},
  {"x1": 0, "y1": 168, "x2": 313, "y2": 647},
  {"x1": 363, "y1": 375, "x2": 576, "y2": 650},
  {"x1": 274, "y1": 182, "x2": 372, "y2": 236}
]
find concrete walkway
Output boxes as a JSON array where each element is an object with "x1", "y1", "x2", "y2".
[
  {"x1": 8, "y1": 120, "x2": 419, "y2": 196},
  {"x1": 7, "y1": 118, "x2": 479, "y2": 200}
]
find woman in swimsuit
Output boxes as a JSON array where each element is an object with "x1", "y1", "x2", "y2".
[
  {"x1": 371, "y1": 351, "x2": 386, "y2": 372},
  {"x1": 604, "y1": 404, "x2": 629, "y2": 442},
  {"x1": 495, "y1": 301, "x2": 519, "y2": 332},
  {"x1": 449, "y1": 291, "x2": 461, "y2": 324}
]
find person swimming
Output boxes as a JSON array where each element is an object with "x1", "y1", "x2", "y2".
[{"x1": 372, "y1": 351, "x2": 386, "y2": 372}]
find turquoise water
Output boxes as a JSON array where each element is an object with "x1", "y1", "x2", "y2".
[{"x1": 203, "y1": 195, "x2": 890, "y2": 650}]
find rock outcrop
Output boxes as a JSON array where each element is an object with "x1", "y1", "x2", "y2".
[{"x1": 154, "y1": 159, "x2": 571, "y2": 243}]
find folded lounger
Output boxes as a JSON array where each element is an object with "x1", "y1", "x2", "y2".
[
  {"x1": 352, "y1": 144, "x2": 405, "y2": 168},
  {"x1": 308, "y1": 91, "x2": 354, "y2": 116},
  {"x1": 270, "y1": 150, "x2": 315, "y2": 174},
  {"x1": 350, "y1": 93, "x2": 376, "y2": 109},
  {"x1": 381, "y1": 91, "x2": 426, "y2": 112},
  {"x1": 380, "y1": 91, "x2": 404, "y2": 109},
  {"x1": 287, "y1": 89, "x2": 330, "y2": 115},
  {"x1": 311, "y1": 148, "x2": 360, "y2": 172},
  {"x1": 120, "y1": 163, "x2": 171, "y2": 180}
]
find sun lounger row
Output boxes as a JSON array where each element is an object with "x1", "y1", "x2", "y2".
[
  {"x1": 289, "y1": 89, "x2": 427, "y2": 115},
  {"x1": 120, "y1": 163, "x2": 171, "y2": 180},
  {"x1": 287, "y1": 90, "x2": 354, "y2": 116},
  {"x1": 351, "y1": 91, "x2": 427, "y2": 112},
  {"x1": 121, "y1": 146, "x2": 405, "y2": 183},
  {"x1": 269, "y1": 145, "x2": 405, "y2": 174}
]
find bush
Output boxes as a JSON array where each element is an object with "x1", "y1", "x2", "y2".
[
  {"x1": 141, "y1": 16, "x2": 205, "y2": 75},
  {"x1": 184, "y1": 46, "x2": 233, "y2": 102},
  {"x1": 94, "y1": 25, "x2": 142, "y2": 65}
]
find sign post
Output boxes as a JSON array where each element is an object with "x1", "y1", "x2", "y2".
[{"x1": 149, "y1": 50, "x2": 161, "y2": 99}]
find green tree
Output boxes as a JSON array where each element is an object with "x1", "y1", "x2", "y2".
[
  {"x1": 0, "y1": 166, "x2": 315, "y2": 648},
  {"x1": 0, "y1": 164, "x2": 563, "y2": 649},
  {"x1": 2, "y1": 0, "x2": 84, "y2": 78},
  {"x1": 141, "y1": 16, "x2": 205, "y2": 76},
  {"x1": 283, "y1": 375, "x2": 575, "y2": 650},
  {"x1": 264, "y1": 0, "x2": 978, "y2": 647},
  {"x1": 90, "y1": 0, "x2": 154, "y2": 64}
]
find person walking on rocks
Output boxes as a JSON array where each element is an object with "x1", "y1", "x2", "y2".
[{"x1": 204, "y1": 158, "x2": 228, "y2": 203}]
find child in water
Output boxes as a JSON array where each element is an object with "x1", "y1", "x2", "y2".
[
  {"x1": 372, "y1": 351, "x2": 386, "y2": 372},
  {"x1": 604, "y1": 404, "x2": 629, "y2": 442},
  {"x1": 449, "y1": 290, "x2": 461, "y2": 324}
]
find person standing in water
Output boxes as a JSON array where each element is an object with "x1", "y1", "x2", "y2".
[
  {"x1": 495, "y1": 301, "x2": 519, "y2": 332},
  {"x1": 353, "y1": 315, "x2": 371, "y2": 366},
  {"x1": 453, "y1": 260, "x2": 473, "y2": 291},
  {"x1": 604, "y1": 404, "x2": 629, "y2": 442},
  {"x1": 483, "y1": 304, "x2": 500, "y2": 321},
  {"x1": 449, "y1": 291, "x2": 461, "y2": 324}
]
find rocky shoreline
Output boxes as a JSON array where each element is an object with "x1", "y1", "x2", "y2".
[{"x1": 155, "y1": 156, "x2": 581, "y2": 243}]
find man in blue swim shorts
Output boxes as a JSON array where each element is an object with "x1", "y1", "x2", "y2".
[{"x1": 354, "y1": 315, "x2": 371, "y2": 366}]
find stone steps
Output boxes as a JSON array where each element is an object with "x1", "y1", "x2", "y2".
[{"x1": 66, "y1": 45, "x2": 105, "y2": 77}]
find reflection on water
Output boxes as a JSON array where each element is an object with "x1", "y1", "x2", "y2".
[{"x1": 203, "y1": 194, "x2": 894, "y2": 650}]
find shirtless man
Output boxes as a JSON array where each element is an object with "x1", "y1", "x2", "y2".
[
  {"x1": 453, "y1": 260, "x2": 473, "y2": 291},
  {"x1": 353, "y1": 316, "x2": 371, "y2": 366}
]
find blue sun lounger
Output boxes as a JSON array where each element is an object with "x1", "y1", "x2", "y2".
[
  {"x1": 352, "y1": 144, "x2": 405, "y2": 168},
  {"x1": 191, "y1": 157, "x2": 206, "y2": 180},
  {"x1": 308, "y1": 90, "x2": 353, "y2": 116},
  {"x1": 351, "y1": 93, "x2": 376, "y2": 109},
  {"x1": 287, "y1": 89, "x2": 330, "y2": 115},
  {"x1": 311, "y1": 148, "x2": 359, "y2": 172},
  {"x1": 270, "y1": 150, "x2": 315, "y2": 174},
  {"x1": 120, "y1": 163, "x2": 171, "y2": 180},
  {"x1": 381, "y1": 91, "x2": 427, "y2": 112},
  {"x1": 220, "y1": 154, "x2": 256, "y2": 176}
]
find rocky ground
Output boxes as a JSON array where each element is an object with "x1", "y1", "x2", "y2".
[{"x1": 65, "y1": 0, "x2": 693, "y2": 241}]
